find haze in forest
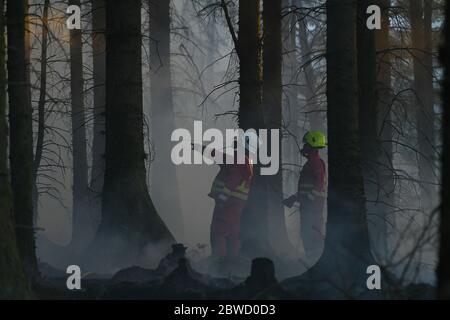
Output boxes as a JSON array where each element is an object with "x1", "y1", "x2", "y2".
[{"x1": 1, "y1": 0, "x2": 448, "y2": 300}]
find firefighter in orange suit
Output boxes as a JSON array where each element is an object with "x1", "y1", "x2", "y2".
[
  {"x1": 204, "y1": 134, "x2": 256, "y2": 258},
  {"x1": 283, "y1": 131, "x2": 327, "y2": 262}
]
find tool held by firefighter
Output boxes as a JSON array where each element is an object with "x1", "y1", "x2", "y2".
[
  {"x1": 283, "y1": 131, "x2": 327, "y2": 262},
  {"x1": 193, "y1": 132, "x2": 258, "y2": 258}
]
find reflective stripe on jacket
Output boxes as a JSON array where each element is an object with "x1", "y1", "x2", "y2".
[{"x1": 209, "y1": 153, "x2": 253, "y2": 202}]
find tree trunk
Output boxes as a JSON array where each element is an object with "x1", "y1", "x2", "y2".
[
  {"x1": 262, "y1": 0, "x2": 293, "y2": 255},
  {"x1": 90, "y1": 0, "x2": 175, "y2": 271},
  {"x1": 410, "y1": 0, "x2": 436, "y2": 212},
  {"x1": 237, "y1": 0, "x2": 263, "y2": 130},
  {"x1": 438, "y1": 0, "x2": 450, "y2": 300},
  {"x1": 298, "y1": 0, "x2": 323, "y2": 133},
  {"x1": 357, "y1": 0, "x2": 389, "y2": 263},
  {"x1": 69, "y1": 0, "x2": 90, "y2": 252},
  {"x1": 324, "y1": 0, "x2": 374, "y2": 284},
  {"x1": 90, "y1": 0, "x2": 106, "y2": 233},
  {"x1": 205, "y1": 7, "x2": 218, "y2": 82},
  {"x1": 0, "y1": 0, "x2": 30, "y2": 298},
  {"x1": 238, "y1": 0, "x2": 271, "y2": 257},
  {"x1": 6, "y1": 0, "x2": 39, "y2": 282},
  {"x1": 282, "y1": 0, "x2": 301, "y2": 200},
  {"x1": 149, "y1": 0, "x2": 184, "y2": 242},
  {"x1": 284, "y1": 0, "x2": 377, "y2": 298},
  {"x1": 32, "y1": 0, "x2": 50, "y2": 225},
  {"x1": 372, "y1": 0, "x2": 395, "y2": 263}
]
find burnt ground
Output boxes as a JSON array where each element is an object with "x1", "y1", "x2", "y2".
[{"x1": 34, "y1": 255, "x2": 436, "y2": 300}]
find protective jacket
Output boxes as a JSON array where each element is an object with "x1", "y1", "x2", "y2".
[
  {"x1": 209, "y1": 151, "x2": 253, "y2": 257},
  {"x1": 297, "y1": 150, "x2": 326, "y2": 260}
]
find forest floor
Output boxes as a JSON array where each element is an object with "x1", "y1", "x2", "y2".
[{"x1": 34, "y1": 255, "x2": 436, "y2": 300}]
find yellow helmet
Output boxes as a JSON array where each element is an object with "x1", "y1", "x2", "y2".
[{"x1": 303, "y1": 131, "x2": 327, "y2": 149}]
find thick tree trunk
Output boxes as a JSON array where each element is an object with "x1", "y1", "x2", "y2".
[
  {"x1": 6, "y1": 0, "x2": 39, "y2": 282},
  {"x1": 0, "y1": 0, "x2": 30, "y2": 298},
  {"x1": 238, "y1": 0, "x2": 271, "y2": 257},
  {"x1": 323, "y1": 0, "x2": 374, "y2": 283},
  {"x1": 237, "y1": 0, "x2": 263, "y2": 130},
  {"x1": 283, "y1": 0, "x2": 377, "y2": 298},
  {"x1": 410, "y1": 0, "x2": 436, "y2": 212},
  {"x1": 357, "y1": 0, "x2": 389, "y2": 263},
  {"x1": 32, "y1": 0, "x2": 50, "y2": 225},
  {"x1": 262, "y1": 0, "x2": 293, "y2": 255},
  {"x1": 438, "y1": 0, "x2": 450, "y2": 300},
  {"x1": 90, "y1": 0, "x2": 106, "y2": 232},
  {"x1": 90, "y1": 0, "x2": 174, "y2": 271},
  {"x1": 69, "y1": 0, "x2": 90, "y2": 252},
  {"x1": 149, "y1": 0, "x2": 184, "y2": 242}
]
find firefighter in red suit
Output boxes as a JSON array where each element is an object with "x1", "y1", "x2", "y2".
[
  {"x1": 196, "y1": 133, "x2": 256, "y2": 258},
  {"x1": 283, "y1": 131, "x2": 327, "y2": 262}
]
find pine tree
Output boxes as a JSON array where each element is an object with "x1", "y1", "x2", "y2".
[
  {"x1": 262, "y1": 0, "x2": 293, "y2": 255},
  {"x1": 149, "y1": 0, "x2": 184, "y2": 241},
  {"x1": 284, "y1": 0, "x2": 378, "y2": 298},
  {"x1": 32, "y1": 0, "x2": 50, "y2": 223},
  {"x1": 90, "y1": 0, "x2": 106, "y2": 233},
  {"x1": 90, "y1": 0, "x2": 175, "y2": 270},
  {"x1": 410, "y1": 0, "x2": 436, "y2": 212},
  {"x1": 438, "y1": 0, "x2": 450, "y2": 300},
  {"x1": 7, "y1": 0, "x2": 39, "y2": 282},
  {"x1": 68, "y1": 0, "x2": 90, "y2": 252},
  {"x1": 238, "y1": 0, "x2": 271, "y2": 256},
  {"x1": 0, "y1": 0, "x2": 30, "y2": 298}
]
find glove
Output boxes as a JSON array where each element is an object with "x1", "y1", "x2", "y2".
[{"x1": 282, "y1": 195, "x2": 297, "y2": 208}]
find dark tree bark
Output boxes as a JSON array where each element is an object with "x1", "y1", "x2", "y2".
[
  {"x1": 324, "y1": 0, "x2": 374, "y2": 281},
  {"x1": 262, "y1": 0, "x2": 293, "y2": 255},
  {"x1": 438, "y1": 0, "x2": 450, "y2": 300},
  {"x1": 149, "y1": 0, "x2": 184, "y2": 241},
  {"x1": 410, "y1": 0, "x2": 436, "y2": 212},
  {"x1": 237, "y1": 0, "x2": 263, "y2": 130},
  {"x1": 89, "y1": 0, "x2": 106, "y2": 232},
  {"x1": 284, "y1": 0, "x2": 377, "y2": 298},
  {"x1": 7, "y1": 0, "x2": 39, "y2": 282},
  {"x1": 69, "y1": 0, "x2": 90, "y2": 252},
  {"x1": 0, "y1": 0, "x2": 30, "y2": 298},
  {"x1": 32, "y1": 0, "x2": 50, "y2": 224},
  {"x1": 238, "y1": 0, "x2": 272, "y2": 257},
  {"x1": 357, "y1": 0, "x2": 389, "y2": 262},
  {"x1": 90, "y1": 0, "x2": 174, "y2": 270}
]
